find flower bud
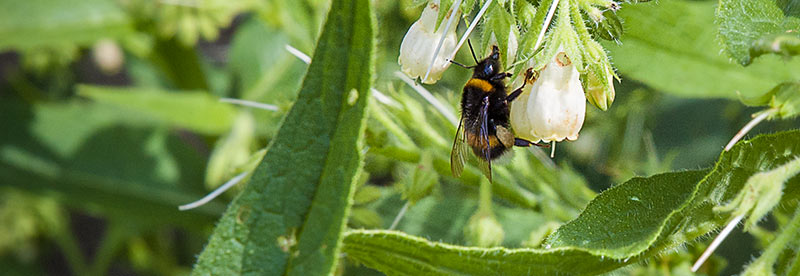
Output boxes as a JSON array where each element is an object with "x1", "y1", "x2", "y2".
[
  {"x1": 398, "y1": 0, "x2": 460, "y2": 84},
  {"x1": 510, "y1": 50, "x2": 586, "y2": 143},
  {"x1": 93, "y1": 39, "x2": 124, "y2": 75},
  {"x1": 464, "y1": 211, "x2": 505, "y2": 247},
  {"x1": 585, "y1": 66, "x2": 616, "y2": 111}
]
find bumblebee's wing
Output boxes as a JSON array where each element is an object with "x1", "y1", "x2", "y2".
[
  {"x1": 477, "y1": 98, "x2": 493, "y2": 183},
  {"x1": 450, "y1": 116, "x2": 469, "y2": 178}
]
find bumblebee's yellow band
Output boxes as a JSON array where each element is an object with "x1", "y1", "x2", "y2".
[{"x1": 465, "y1": 78, "x2": 493, "y2": 93}]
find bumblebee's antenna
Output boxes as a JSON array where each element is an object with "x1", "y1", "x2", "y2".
[
  {"x1": 448, "y1": 59, "x2": 474, "y2": 69},
  {"x1": 467, "y1": 39, "x2": 479, "y2": 64}
]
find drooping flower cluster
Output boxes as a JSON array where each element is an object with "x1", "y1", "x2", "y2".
[{"x1": 398, "y1": 0, "x2": 620, "y2": 145}]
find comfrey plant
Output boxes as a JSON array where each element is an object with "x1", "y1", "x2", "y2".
[{"x1": 399, "y1": 0, "x2": 620, "y2": 154}]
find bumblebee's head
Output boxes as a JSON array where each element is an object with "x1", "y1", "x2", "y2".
[{"x1": 473, "y1": 45, "x2": 502, "y2": 80}]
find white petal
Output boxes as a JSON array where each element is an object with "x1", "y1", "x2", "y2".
[
  {"x1": 510, "y1": 50, "x2": 586, "y2": 143},
  {"x1": 398, "y1": 1, "x2": 459, "y2": 84}
]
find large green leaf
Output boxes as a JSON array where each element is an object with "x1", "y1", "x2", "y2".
[
  {"x1": 607, "y1": 0, "x2": 800, "y2": 98},
  {"x1": 0, "y1": 0, "x2": 132, "y2": 51},
  {"x1": 77, "y1": 85, "x2": 237, "y2": 135},
  {"x1": 191, "y1": 0, "x2": 375, "y2": 274},
  {"x1": 717, "y1": 0, "x2": 800, "y2": 65},
  {"x1": 342, "y1": 130, "x2": 800, "y2": 275},
  {"x1": 0, "y1": 99, "x2": 222, "y2": 229}
]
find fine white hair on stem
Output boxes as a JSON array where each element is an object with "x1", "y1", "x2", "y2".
[
  {"x1": 284, "y1": 44, "x2": 311, "y2": 64},
  {"x1": 724, "y1": 109, "x2": 776, "y2": 151},
  {"x1": 220, "y1": 98, "x2": 279, "y2": 111},
  {"x1": 395, "y1": 71, "x2": 459, "y2": 126},
  {"x1": 179, "y1": 171, "x2": 249, "y2": 211},
  {"x1": 535, "y1": 0, "x2": 561, "y2": 50},
  {"x1": 448, "y1": 0, "x2": 493, "y2": 60},
  {"x1": 691, "y1": 214, "x2": 744, "y2": 272},
  {"x1": 389, "y1": 202, "x2": 411, "y2": 230},
  {"x1": 550, "y1": 141, "x2": 556, "y2": 158},
  {"x1": 423, "y1": 0, "x2": 463, "y2": 82}
]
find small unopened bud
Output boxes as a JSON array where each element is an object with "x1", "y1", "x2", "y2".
[
  {"x1": 398, "y1": 0, "x2": 460, "y2": 84},
  {"x1": 398, "y1": 152, "x2": 438, "y2": 204},
  {"x1": 465, "y1": 211, "x2": 504, "y2": 247},
  {"x1": 586, "y1": 6, "x2": 604, "y2": 23},
  {"x1": 585, "y1": 67, "x2": 616, "y2": 111},
  {"x1": 93, "y1": 39, "x2": 124, "y2": 75}
]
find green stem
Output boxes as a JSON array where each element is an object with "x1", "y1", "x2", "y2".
[
  {"x1": 431, "y1": 157, "x2": 538, "y2": 209},
  {"x1": 519, "y1": 0, "x2": 555, "y2": 59},
  {"x1": 150, "y1": 38, "x2": 209, "y2": 91},
  {"x1": 52, "y1": 225, "x2": 89, "y2": 275},
  {"x1": 87, "y1": 220, "x2": 135, "y2": 276},
  {"x1": 749, "y1": 208, "x2": 800, "y2": 273},
  {"x1": 786, "y1": 242, "x2": 800, "y2": 276},
  {"x1": 370, "y1": 145, "x2": 420, "y2": 163},
  {"x1": 478, "y1": 178, "x2": 493, "y2": 214},
  {"x1": 369, "y1": 103, "x2": 416, "y2": 148},
  {"x1": 570, "y1": 0, "x2": 593, "y2": 41}
]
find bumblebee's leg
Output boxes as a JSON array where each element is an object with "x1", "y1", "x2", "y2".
[
  {"x1": 506, "y1": 68, "x2": 536, "y2": 103},
  {"x1": 490, "y1": 72, "x2": 513, "y2": 82},
  {"x1": 514, "y1": 138, "x2": 550, "y2": 148}
]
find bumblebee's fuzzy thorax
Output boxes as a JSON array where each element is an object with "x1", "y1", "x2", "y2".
[
  {"x1": 457, "y1": 45, "x2": 512, "y2": 162},
  {"x1": 451, "y1": 44, "x2": 541, "y2": 183}
]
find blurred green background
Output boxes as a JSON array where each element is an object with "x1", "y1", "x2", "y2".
[{"x1": 1, "y1": 0, "x2": 798, "y2": 275}]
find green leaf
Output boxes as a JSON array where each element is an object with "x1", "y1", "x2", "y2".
[
  {"x1": 77, "y1": 85, "x2": 237, "y2": 135},
  {"x1": 740, "y1": 82, "x2": 800, "y2": 119},
  {"x1": 149, "y1": 38, "x2": 210, "y2": 91},
  {"x1": 0, "y1": 0, "x2": 132, "y2": 51},
  {"x1": 716, "y1": 157, "x2": 800, "y2": 231},
  {"x1": 205, "y1": 112, "x2": 256, "y2": 188},
  {"x1": 607, "y1": 0, "x2": 800, "y2": 98},
  {"x1": 343, "y1": 130, "x2": 800, "y2": 275},
  {"x1": 749, "y1": 33, "x2": 800, "y2": 62},
  {"x1": 517, "y1": 0, "x2": 553, "y2": 61},
  {"x1": 191, "y1": 0, "x2": 375, "y2": 274},
  {"x1": 480, "y1": 3, "x2": 515, "y2": 63},
  {"x1": 0, "y1": 99, "x2": 222, "y2": 229},
  {"x1": 717, "y1": 0, "x2": 800, "y2": 65}
]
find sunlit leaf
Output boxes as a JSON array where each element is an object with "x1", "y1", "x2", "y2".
[
  {"x1": 343, "y1": 130, "x2": 800, "y2": 275},
  {"x1": 717, "y1": 0, "x2": 800, "y2": 65},
  {"x1": 77, "y1": 85, "x2": 237, "y2": 135},
  {"x1": 607, "y1": 0, "x2": 800, "y2": 98},
  {"x1": 0, "y1": 99, "x2": 222, "y2": 229},
  {"x1": 191, "y1": 0, "x2": 375, "y2": 274},
  {"x1": 0, "y1": 0, "x2": 132, "y2": 51}
]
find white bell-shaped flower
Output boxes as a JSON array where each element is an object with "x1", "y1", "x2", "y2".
[
  {"x1": 510, "y1": 50, "x2": 586, "y2": 143},
  {"x1": 398, "y1": 0, "x2": 459, "y2": 84}
]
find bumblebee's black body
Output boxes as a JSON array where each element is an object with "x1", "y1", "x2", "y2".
[
  {"x1": 460, "y1": 50, "x2": 512, "y2": 159},
  {"x1": 450, "y1": 45, "x2": 538, "y2": 182}
]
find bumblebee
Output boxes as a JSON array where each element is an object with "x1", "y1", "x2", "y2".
[{"x1": 450, "y1": 44, "x2": 544, "y2": 182}]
